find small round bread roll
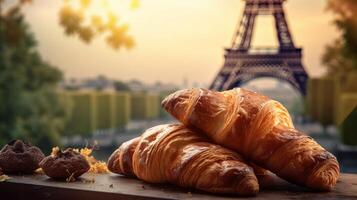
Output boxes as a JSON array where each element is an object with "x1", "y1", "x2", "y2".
[
  {"x1": 0, "y1": 140, "x2": 45, "y2": 174},
  {"x1": 40, "y1": 148, "x2": 90, "y2": 180}
]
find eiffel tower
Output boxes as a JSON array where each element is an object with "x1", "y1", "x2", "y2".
[{"x1": 210, "y1": 0, "x2": 308, "y2": 95}]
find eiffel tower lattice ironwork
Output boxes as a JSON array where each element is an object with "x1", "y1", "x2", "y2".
[{"x1": 210, "y1": 0, "x2": 308, "y2": 95}]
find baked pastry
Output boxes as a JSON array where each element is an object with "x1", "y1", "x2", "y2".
[
  {"x1": 0, "y1": 140, "x2": 45, "y2": 174},
  {"x1": 40, "y1": 147, "x2": 90, "y2": 180},
  {"x1": 108, "y1": 124, "x2": 259, "y2": 196},
  {"x1": 77, "y1": 148, "x2": 108, "y2": 173},
  {"x1": 162, "y1": 88, "x2": 340, "y2": 191}
]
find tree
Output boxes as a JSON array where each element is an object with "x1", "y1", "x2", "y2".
[
  {"x1": 322, "y1": 0, "x2": 357, "y2": 79},
  {"x1": 0, "y1": 1, "x2": 69, "y2": 151},
  {"x1": 113, "y1": 80, "x2": 131, "y2": 91},
  {"x1": 58, "y1": 0, "x2": 137, "y2": 50},
  {"x1": 1, "y1": 0, "x2": 138, "y2": 51}
]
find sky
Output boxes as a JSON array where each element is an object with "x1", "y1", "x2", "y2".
[{"x1": 22, "y1": 0, "x2": 339, "y2": 86}]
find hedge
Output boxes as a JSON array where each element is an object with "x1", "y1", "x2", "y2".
[
  {"x1": 344, "y1": 72, "x2": 357, "y2": 92},
  {"x1": 336, "y1": 93, "x2": 357, "y2": 125},
  {"x1": 61, "y1": 91, "x2": 166, "y2": 135},
  {"x1": 95, "y1": 93, "x2": 116, "y2": 130},
  {"x1": 159, "y1": 92, "x2": 171, "y2": 118},
  {"x1": 65, "y1": 92, "x2": 97, "y2": 135},
  {"x1": 307, "y1": 77, "x2": 340, "y2": 126},
  {"x1": 130, "y1": 93, "x2": 160, "y2": 119},
  {"x1": 114, "y1": 92, "x2": 131, "y2": 128},
  {"x1": 306, "y1": 78, "x2": 320, "y2": 121},
  {"x1": 340, "y1": 96, "x2": 357, "y2": 145},
  {"x1": 316, "y1": 77, "x2": 337, "y2": 126}
]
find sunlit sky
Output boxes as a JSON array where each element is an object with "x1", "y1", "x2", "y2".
[{"x1": 22, "y1": 0, "x2": 338, "y2": 86}]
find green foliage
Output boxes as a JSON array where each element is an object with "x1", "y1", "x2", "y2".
[
  {"x1": 63, "y1": 91, "x2": 131, "y2": 133},
  {"x1": 306, "y1": 78, "x2": 320, "y2": 121},
  {"x1": 323, "y1": 0, "x2": 357, "y2": 78},
  {"x1": 343, "y1": 71, "x2": 357, "y2": 93},
  {"x1": 340, "y1": 97, "x2": 357, "y2": 145},
  {"x1": 130, "y1": 93, "x2": 147, "y2": 120},
  {"x1": 316, "y1": 78, "x2": 336, "y2": 126},
  {"x1": 322, "y1": 41, "x2": 355, "y2": 77},
  {"x1": 1, "y1": 0, "x2": 137, "y2": 52},
  {"x1": 95, "y1": 93, "x2": 115, "y2": 130},
  {"x1": 114, "y1": 92, "x2": 131, "y2": 128},
  {"x1": 0, "y1": 5, "x2": 66, "y2": 150},
  {"x1": 307, "y1": 75, "x2": 357, "y2": 130},
  {"x1": 130, "y1": 93, "x2": 160, "y2": 120},
  {"x1": 306, "y1": 77, "x2": 338, "y2": 126},
  {"x1": 336, "y1": 93, "x2": 357, "y2": 126},
  {"x1": 64, "y1": 92, "x2": 97, "y2": 136},
  {"x1": 333, "y1": 72, "x2": 357, "y2": 125},
  {"x1": 146, "y1": 94, "x2": 160, "y2": 119},
  {"x1": 58, "y1": 0, "x2": 136, "y2": 50},
  {"x1": 113, "y1": 80, "x2": 131, "y2": 91}
]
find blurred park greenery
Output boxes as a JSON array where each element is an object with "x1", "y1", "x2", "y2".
[
  {"x1": 306, "y1": 0, "x2": 357, "y2": 143},
  {"x1": 323, "y1": 0, "x2": 357, "y2": 81},
  {"x1": 342, "y1": 106, "x2": 357, "y2": 146},
  {"x1": 0, "y1": 0, "x2": 66, "y2": 150}
]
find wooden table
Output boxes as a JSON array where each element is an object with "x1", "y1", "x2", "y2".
[{"x1": 0, "y1": 173, "x2": 356, "y2": 200}]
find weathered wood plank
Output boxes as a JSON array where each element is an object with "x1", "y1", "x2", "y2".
[{"x1": 0, "y1": 173, "x2": 356, "y2": 200}]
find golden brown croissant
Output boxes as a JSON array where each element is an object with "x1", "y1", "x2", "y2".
[
  {"x1": 108, "y1": 124, "x2": 259, "y2": 195},
  {"x1": 162, "y1": 88, "x2": 340, "y2": 191}
]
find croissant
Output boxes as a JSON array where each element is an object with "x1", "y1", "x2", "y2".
[
  {"x1": 108, "y1": 124, "x2": 259, "y2": 195},
  {"x1": 162, "y1": 88, "x2": 340, "y2": 191}
]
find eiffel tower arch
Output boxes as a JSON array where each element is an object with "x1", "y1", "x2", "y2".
[{"x1": 210, "y1": 0, "x2": 308, "y2": 95}]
